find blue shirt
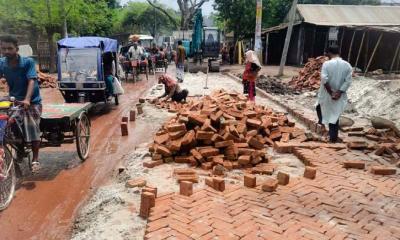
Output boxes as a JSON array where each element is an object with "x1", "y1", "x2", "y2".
[{"x1": 0, "y1": 56, "x2": 42, "y2": 104}]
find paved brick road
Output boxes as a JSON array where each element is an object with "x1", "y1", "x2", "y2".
[{"x1": 144, "y1": 147, "x2": 400, "y2": 240}]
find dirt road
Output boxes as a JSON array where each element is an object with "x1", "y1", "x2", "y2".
[{"x1": 0, "y1": 77, "x2": 157, "y2": 240}]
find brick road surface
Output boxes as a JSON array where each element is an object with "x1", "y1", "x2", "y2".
[{"x1": 144, "y1": 147, "x2": 400, "y2": 240}]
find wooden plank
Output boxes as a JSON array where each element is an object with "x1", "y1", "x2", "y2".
[
  {"x1": 364, "y1": 33, "x2": 383, "y2": 76},
  {"x1": 339, "y1": 28, "x2": 345, "y2": 55},
  {"x1": 42, "y1": 103, "x2": 93, "y2": 120},
  {"x1": 354, "y1": 31, "x2": 366, "y2": 70}
]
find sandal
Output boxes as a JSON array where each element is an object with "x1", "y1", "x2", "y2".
[{"x1": 31, "y1": 161, "x2": 41, "y2": 174}]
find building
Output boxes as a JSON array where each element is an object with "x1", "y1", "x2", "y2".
[{"x1": 263, "y1": 4, "x2": 400, "y2": 73}]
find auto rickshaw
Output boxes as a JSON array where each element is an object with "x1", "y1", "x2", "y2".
[{"x1": 57, "y1": 37, "x2": 120, "y2": 105}]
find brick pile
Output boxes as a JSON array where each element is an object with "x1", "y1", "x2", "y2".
[
  {"x1": 147, "y1": 90, "x2": 302, "y2": 173},
  {"x1": 38, "y1": 70, "x2": 57, "y2": 88},
  {"x1": 289, "y1": 56, "x2": 328, "y2": 91}
]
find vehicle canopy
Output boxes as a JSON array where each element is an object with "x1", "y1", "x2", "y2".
[
  {"x1": 57, "y1": 36, "x2": 118, "y2": 52},
  {"x1": 57, "y1": 37, "x2": 118, "y2": 83}
]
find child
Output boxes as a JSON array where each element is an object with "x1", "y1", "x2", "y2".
[{"x1": 242, "y1": 50, "x2": 261, "y2": 102}]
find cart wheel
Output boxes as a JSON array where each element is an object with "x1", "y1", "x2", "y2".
[
  {"x1": 115, "y1": 95, "x2": 119, "y2": 106},
  {"x1": 76, "y1": 113, "x2": 91, "y2": 161},
  {"x1": 0, "y1": 147, "x2": 16, "y2": 211}
]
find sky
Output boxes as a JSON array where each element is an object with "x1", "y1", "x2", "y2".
[{"x1": 120, "y1": 0, "x2": 215, "y2": 16}]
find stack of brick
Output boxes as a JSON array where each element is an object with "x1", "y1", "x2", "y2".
[
  {"x1": 289, "y1": 56, "x2": 328, "y2": 91},
  {"x1": 37, "y1": 70, "x2": 57, "y2": 88},
  {"x1": 146, "y1": 90, "x2": 300, "y2": 172}
]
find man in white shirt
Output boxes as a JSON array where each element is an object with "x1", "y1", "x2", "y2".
[
  {"x1": 316, "y1": 46, "x2": 352, "y2": 143},
  {"x1": 128, "y1": 41, "x2": 144, "y2": 61}
]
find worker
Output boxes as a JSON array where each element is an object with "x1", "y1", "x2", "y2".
[
  {"x1": 150, "y1": 43, "x2": 159, "y2": 55},
  {"x1": 175, "y1": 40, "x2": 186, "y2": 83},
  {"x1": 0, "y1": 35, "x2": 42, "y2": 173},
  {"x1": 229, "y1": 43, "x2": 235, "y2": 65},
  {"x1": 316, "y1": 46, "x2": 352, "y2": 143},
  {"x1": 157, "y1": 74, "x2": 188, "y2": 103},
  {"x1": 128, "y1": 41, "x2": 144, "y2": 61},
  {"x1": 242, "y1": 50, "x2": 261, "y2": 102}
]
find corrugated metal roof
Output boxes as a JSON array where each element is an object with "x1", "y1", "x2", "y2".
[{"x1": 297, "y1": 4, "x2": 400, "y2": 26}]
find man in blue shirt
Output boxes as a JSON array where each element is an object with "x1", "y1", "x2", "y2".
[{"x1": 0, "y1": 35, "x2": 42, "y2": 173}]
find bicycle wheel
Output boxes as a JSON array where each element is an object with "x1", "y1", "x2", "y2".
[
  {"x1": 75, "y1": 113, "x2": 91, "y2": 161},
  {"x1": 0, "y1": 147, "x2": 16, "y2": 211}
]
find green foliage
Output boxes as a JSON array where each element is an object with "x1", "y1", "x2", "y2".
[{"x1": 115, "y1": 2, "x2": 179, "y2": 35}]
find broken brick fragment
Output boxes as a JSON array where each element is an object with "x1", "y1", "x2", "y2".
[
  {"x1": 277, "y1": 172, "x2": 290, "y2": 185},
  {"x1": 244, "y1": 174, "x2": 256, "y2": 188},
  {"x1": 261, "y1": 178, "x2": 278, "y2": 192}
]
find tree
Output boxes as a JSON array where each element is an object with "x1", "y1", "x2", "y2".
[{"x1": 146, "y1": 0, "x2": 209, "y2": 30}]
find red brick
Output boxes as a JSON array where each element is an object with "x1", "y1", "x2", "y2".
[
  {"x1": 375, "y1": 146, "x2": 387, "y2": 156},
  {"x1": 251, "y1": 165, "x2": 274, "y2": 175},
  {"x1": 347, "y1": 141, "x2": 368, "y2": 150},
  {"x1": 169, "y1": 130, "x2": 186, "y2": 140},
  {"x1": 238, "y1": 155, "x2": 251, "y2": 165},
  {"x1": 281, "y1": 133, "x2": 290, "y2": 143},
  {"x1": 126, "y1": 178, "x2": 146, "y2": 188},
  {"x1": 247, "y1": 137, "x2": 264, "y2": 150},
  {"x1": 121, "y1": 122, "x2": 128, "y2": 136},
  {"x1": 143, "y1": 160, "x2": 163, "y2": 168},
  {"x1": 213, "y1": 177, "x2": 225, "y2": 192},
  {"x1": 199, "y1": 148, "x2": 220, "y2": 157},
  {"x1": 201, "y1": 162, "x2": 213, "y2": 170},
  {"x1": 175, "y1": 156, "x2": 194, "y2": 164},
  {"x1": 234, "y1": 142, "x2": 249, "y2": 148},
  {"x1": 244, "y1": 174, "x2": 256, "y2": 188},
  {"x1": 277, "y1": 172, "x2": 290, "y2": 185},
  {"x1": 129, "y1": 110, "x2": 136, "y2": 121},
  {"x1": 304, "y1": 166, "x2": 317, "y2": 179},
  {"x1": 238, "y1": 148, "x2": 255, "y2": 155},
  {"x1": 370, "y1": 166, "x2": 397, "y2": 175},
  {"x1": 173, "y1": 168, "x2": 196, "y2": 175},
  {"x1": 261, "y1": 178, "x2": 278, "y2": 192},
  {"x1": 139, "y1": 192, "x2": 155, "y2": 218},
  {"x1": 211, "y1": 134, "x2": 224, "y2": 142},
  {"x1": 190, "y1": 149, "x2": 204, "y2": 162},
  {"x1": 156, "y1": 145, "x2": 172, "y2": 157},
  {"x1": 189, "y1": 114, "x2": 206, "y2": 126},
  {"x1": 343, "y1": 160, "x2": 365, "y2": 169},
  {"x1": 212, "y1": 165, "x2": 225, "y2": 176},
  {"x1": 269, "y1": 129, "x2": 282, "y2": 141},
  {"x1": 154, "y1": 133, "x2": 170, "y2": 145},
  {"x1": 152, "y1": 154, "x2": 162, "y2": 161},
  {"x1": 205, "y1": 177, "x2": 215, "y2": 188},
  {"x1": 223, "y1": 161, "x2": 233, "y2": 170},
  {"x1": 181, "y1": 130, "x2": 195, "y2": 146},
  {"x1": 180, "y1": 181, "x2": 193, "y2": 196},
  {"x1": 167, "y1": 123, "x2": 186, "y2": 132},
  {"x1": 215, "y1": 140, "x2": 234, "y2": 148},
  {"x1": 169, "y1": 140, "x2": 181, "y2": 152},
  {"x1": 136, "y1": 104, "x2": 143, "y2": 115},
  {"x1": 142, "y1": 186, "x2": 157, "y2": 198},
  {"x1": 196, "y1": 131, "x2": 214, "y2": 140},
  {"x1": 122, "y1": 116, "x2": 129, "y2": 122},
  {"x1": 176, "y1": 174, "x2": 199, "y2": 183},
  {"x1": 247, "y1": 119, "x2": 262, "y2": 128}
]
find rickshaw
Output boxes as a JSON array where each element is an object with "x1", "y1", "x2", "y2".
[
  {"x1": 57, "y1": 37, "x2": 120, "y2": 105},
  {"x1": 119, "y1": 35, "x2": 153, "y2": 82}
]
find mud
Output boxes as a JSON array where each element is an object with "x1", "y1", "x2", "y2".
[{"x1": 0, "y1": 76, "x2": 158, "y2": 240}]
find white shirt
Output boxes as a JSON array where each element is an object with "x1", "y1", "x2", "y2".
[
  {"x1": 128, "y1": 45, "x2": 144, "y2": 60},
  {"x1": 316, "y1": 57, "x2": 352, "y2": 124}
]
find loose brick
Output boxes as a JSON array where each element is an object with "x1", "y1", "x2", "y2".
[
  {"x1": 169, "y1": 140, "x2": 181, "y2": 152},
  {"x1": 281, "y1": 133, "x2": 290, "y2": 143},
  {"x1": 173, "y1": 168, "x2": 196, "y2": 175},
  {"x1": 142, "y1": 186, "x2": 157, "y2": 198},
  {"x1": 269, "y1": 129, "x2": 282, "y2": 141},
  {"x1": 126, "y1": 178, "x2": 146, "y2": 188},
  {"x1": 238, "y1": 155, "x2": 251, "y2": 165},
  {"x1": 238, "y1": 148, "x2": 255, "y2": 155},
  {"x1": 199, "y1": 148, "x2": 220, "y2": 158},
  {"x1": 370, "y1": 166, "x2": 397, "y2": 175},
  {"x1": 205, "y1": 177, "x2": 215, "y2": 188},
  {"x1": 244, "y1": 174, "x2": 256, "y2": 188},
  {"x1": 121, "y1": 122, "x2": 128, "y2": 136},
  {"x1": 175, "y1": 156, "x2": 193, "y2": 164},
  {"x1": 139, "y1": 192, "x2": 155, "y2": 218},
  {"x1": 213, "y1": 177, "x2": 225, "y2": 192},
  {"x1": 223, "y1": 161, "x2": 233, "y2": 170},
  {"x1": 137, "y1": 104, "x2": 143, "y2": 115},
  {"x1": 343, "y1": 160, "x2": 365, "y2": 169},
  {"x1": 189, "y1": 114, "x2": 206, "y2": 126},
  {"x1": 180, "y1": 181, "x2": 193, "y2": 196},
  {"x1": 261, "y1": 178, "x2": 278, "y2": 192},
  {"x1": 212, "y1": 165, "x2": 225, "y2": 176},
  {"x1": 215, "y1": 140, "x2": 234, "y2": 148},
  {"x1": 176, "y1": 174, "x2": 199, "y2": 183},
  {"x1": 129, "y1": 110, "x2": 136, "y2": 121},
  {"x1": 251, "y1": 165, "x2": 274, "y2": 175},
  {"x1": 167, "y1": 123, "x2": 186, "y2": 132},
  {"x1": 154, "y1": 133, "x2": 170, "y2": 145},
  {"x1": 156, "y1": 146, "x2": 172, "y2": 157},
  {"x1": 348, "y1": 141, "x2": 368, "y2": 150},
  {"x1": 196, "y1": 131, "x2": 215, "y2": 140},
  {"x1": 375, "y1": 146, "x2": 387, "y2": 156},
  {"x1": 247, "y1": 137, "x2": 264, "y2": 150},
  {"x1": 169, "y1": 130, "x2": 186, "y2": 140},
  {"x1": 143, "y1": 160, "x2": 163, "y2": 168},
  {"x1": 201, "y1": 162, "x2": 213, "y2": 170},
  {"x1": 122, "y1": 116, "x2": 129, "y2": 122},
  {"x1": 277, "y1": 172, "x2": 290, "y2": 185},
  {"x1": 190, "y1": 149, "x2": 204, "y2": 162},
  {"x1": 304, "y1": 166, "x2": 317, "y2": 179},
  {"x1": 246, "y1": 119, "x2": 262, "y2": 128},
  {"x1": 181, "y1": 130, "x2": 196, "y2": 146}
]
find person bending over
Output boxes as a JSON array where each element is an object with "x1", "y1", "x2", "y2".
[{"x1": 157, "y1": 74, "x2": 188, "y2": 103}]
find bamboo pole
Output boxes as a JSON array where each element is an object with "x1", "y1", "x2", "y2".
[
  {"x1": 354, "y1": 31, "x2": 366, "y2": 70},
  {"x1": 347, "y1": 30, "x2": 356, "y2": 62},
  {"x1": 364, "y1": 33, "x2": 383, "y2": 76},
  {"x1": 339, "y1": 28, "x2": 345, "y2": 54},
  {"x1": 389, "y1": 40, "x2": 400, "y2": 74}
]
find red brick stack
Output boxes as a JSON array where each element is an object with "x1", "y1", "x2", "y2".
[
  {"x1": 38, "y1": 71, "x2": 57, "y2": 88},
  {"x1": 290, "y1": 56, "x2": 328, "y2": 91},
  {"x1": 146, "y1": 90, "x2": 299, "y2": 172}
]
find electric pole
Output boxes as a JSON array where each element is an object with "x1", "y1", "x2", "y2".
[
  {"x1": 278, "y1": 0, "x2": 298, "y2": 77},
  {"x1": 254, "y1": 0, "x2": 262, "y2": 61}
]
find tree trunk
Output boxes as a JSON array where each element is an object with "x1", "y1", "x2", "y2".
[{"x1": 46, "y1": 31, "x2": 56, "y2": 73}]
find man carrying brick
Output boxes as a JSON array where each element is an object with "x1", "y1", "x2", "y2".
[{"x1": 316, "y1": 46, "x2": 352, "y2": 143}]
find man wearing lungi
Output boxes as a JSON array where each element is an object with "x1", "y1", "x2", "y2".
[{"x1": 0, "y1": 35, "x2": 42, "y2": 173}]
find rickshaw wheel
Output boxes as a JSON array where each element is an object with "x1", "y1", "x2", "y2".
[
  {"x1": 76, "y1": 112, "x2": 91, "y2": 161},
  {"x1": 0, "y1": 147, "x2": 16, "y2": 211}
]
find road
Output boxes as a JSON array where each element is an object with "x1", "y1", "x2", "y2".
[{"x1": 0, "y1": 77, "x2": 157, "y2": 240}]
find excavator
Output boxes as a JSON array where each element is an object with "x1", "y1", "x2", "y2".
[{"x1": 183, "y1": 9, "x2": 220, "y2": 73}]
